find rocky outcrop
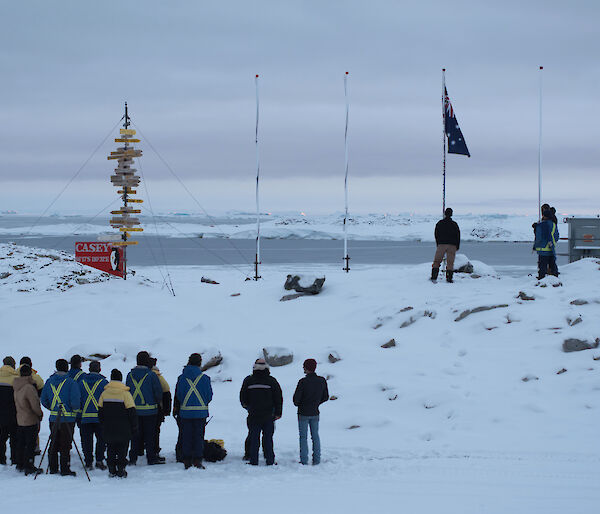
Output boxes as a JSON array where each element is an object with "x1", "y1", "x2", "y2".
[{"x1": 263, "y1": 347, "x2": 293, "y2": 367}]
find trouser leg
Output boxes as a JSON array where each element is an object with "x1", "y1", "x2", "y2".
[
  {"x1": 262, "y1": 420, "x2": 275, "y2": 465},
  {"x1": 80, "y1": 424, "x2": 93, "y2": 465},
  {"x1": 22, "y1": 425, "x2": 37, "y2": 470},
  {"x1": 549, "y1": 255, "x2": 558, "y2": 276},
  {"x1": 181, "y1": 418, "x2": 192, "y2": 460},
  {"x1": 107, "y1": 442, "x2": 117, "y2": 474},
  {"x1": 432, "y1": 245, "x2": 446, "y2": 269},
  {"x1": 117, "y1": 441, "x2": 129, "y2": 472},
  {"x1": 15, "y1": 426, "x2": 25, "y2": 469},
  {"x1": 309, "y1": 416, "x2": 321, "y2": 464},
  {"x1": 192, "y1": 418, "x2": 206, "y2": 461},
  {"x1": 244, "y1": 417, "x2": 251, "y2": 459},
  {"x1": 59, "y1": 423, "x2": 74, "y2": 474},
  {"x1": 48, "y1": 421, "x2": 59, "y2": 472},
  {"x1": 142, "y1": 415, "x2": 157, "y2": 463},
  {"x1": 446, "y1": 245, "x2": 457, "y2": 271},
  {"x1": 93, "y1": 424, "x2": 105, "y2": 462},
  {"x1": 538, "y1": 255, "x2": 548, "y2": 278},
  {"x1": 298, "y1": 415, "x2": 309, "y2": 464},
  {"x1": 248, "y1": 422, "x2": 261, "y2": 465}
]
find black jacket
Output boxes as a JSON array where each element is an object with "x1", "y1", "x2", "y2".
[
  {"x1": 97, "y1": 382, "x2": 138, "y2": 444},
  {"x1": 0, "y1": 365, "x2": 17, "y2": 426},
  {"x1": 240, "y1": 369, "x2": 283, "y2": 422},
  {"x1": 435, "y1": 217, "x2": 460, "y2": 249},
  {"x1": 293, "y1": 373, "x2": 329, "y2": 417}
]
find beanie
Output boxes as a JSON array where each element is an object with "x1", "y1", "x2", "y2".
[
  {"x1": 20, "y1": 364, "x2": 32, "y2": 377},
  {"x1": 56, "y1": 359, "x2": 69, "y2": 372},
  {"x1": 111, "y1": 369, "x2": 123, "y2": 381},
  {"x1": 253, "y1": 358, "x2": 269, "y2": 371},
  {"x1": 303, "y1": 358, "x2": 317, "y2": 373},
  {"x1": 89, "y1": 361, "x2": 101, "y2": 373},
  {"x1": 188, "y1": 353, "x2": 202, "y2": 367}
]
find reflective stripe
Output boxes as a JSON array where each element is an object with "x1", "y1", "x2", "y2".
[
  {"x1": 181, "y1": 374, "x2": 208, "y2": 411},
  {"x1": 130, "y1": 374, "x2": 148, "y2": 405},
  {"x1": 82, "y1": 380, "x2": 102, "y2": 416},
  {"x1": 248, "y1": 384, "x2": 271, "y2": 389},
  {"x1": 50, "y1": 379, "x2": 73, "y2": 417},
  {"x1": 536, "y1": 223, "x2": 557, "y2": 252},
  {"x1": 74, "y1": 370, "x2": 84, "y2": 381}
]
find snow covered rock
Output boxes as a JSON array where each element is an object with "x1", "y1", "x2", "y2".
[
  {"x1": 284, "y1": 274, "x2": 325, "y2": 294},
  {"x1": 454, "y1": 304, "x2": 509, "y2": 322},
  {"x1": 328, "y1": 351, "x2": 341, "y2": 363},
  {"x1": 381, "y1": 339, "x2": 396, "y2": 348},
  {"x1": 263, "y1": 346, "x2": 293, "y2": 367},
  {"x1": 201, "y1": 350, "x2": 223, "y2": 371},
  {"x1": 562, "y1": 338, "x2": 599, "y2": 353}
]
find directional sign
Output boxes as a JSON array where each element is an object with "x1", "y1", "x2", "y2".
[
  {"x1": 120, "y1": 129, "x2": 137, "y2": 135},
  {"x1": 75, "y1": 241, "x2": 124, "y2": 277},
  {"x1": 114, "y1": 138, "x2": 141, "y2": 143}
]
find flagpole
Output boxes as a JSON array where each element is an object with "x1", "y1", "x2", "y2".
[
  {"x1": 537, "y1": 66, "x2": 543, "y2": 221},
  {"x1": 442, "y1": 68, "x2": 447, "y2": 216},
  {"x1": 343, "y1": 71, "x2": 350, "y2": 273},
  {"x1": 254, "y1": 74, "x2": 261, "y2": 280}
]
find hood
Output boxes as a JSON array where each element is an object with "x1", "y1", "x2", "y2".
[
  {"x1": 0, "y1": 365, "x2": 18, "y2": 379},
  {"x1": 252, "y1": 368, "x2": 271, "y2": 377},
  {"x1": 182, "y1": 365, "x2": 202, "y2": 378},
  {"x1": 13, "y1": 376, "x2": 34, "y2": 392},
  {"x1": 104, "y1": 381, "x2": 130, "y2": 392}
]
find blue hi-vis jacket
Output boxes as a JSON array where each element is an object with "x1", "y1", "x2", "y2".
[
  {"x1": 68, "y1": 368, "x2": 85, "y2": 420},
  {"x1": 79, "y1": 372, "x2": 108, "y2": 424},
  {"x1": 175, "y1": 365, "x2": 213, "y2": 419},
  {"x1": 535, "y1": 219, "x2": 559, "y2": 255},
  {"x1": 126, "y1": 366, "x2": 163, "y2": 416},
  {"x1": 41, "y1": 372, "x2": 81, "y2": 423}
]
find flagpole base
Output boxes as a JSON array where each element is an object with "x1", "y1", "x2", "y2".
[{"x1": 343, "y1": 255, "x2": 350, "y2": 273}]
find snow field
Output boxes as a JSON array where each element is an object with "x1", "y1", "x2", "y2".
[{"x1": 1, "y1": 244, "x2": 599, "y2": 513}]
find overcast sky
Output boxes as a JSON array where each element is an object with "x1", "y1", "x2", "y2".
[{"x1": 0, "y1": 0, "x2": 598, "y2": 215}]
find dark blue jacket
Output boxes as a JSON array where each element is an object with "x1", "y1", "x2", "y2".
[
  {"x1": 79, "y1": 372, "x2": 108, "y2": 424},
  {"x1": 174, "y1": 365, "x2": 212, "y2": 419},
  {"x1": 535, "y1": 219, "x2": 559, "y2": 255},
  {"x1": 126, "y1": 366, "x2": 163, "y2": 416},
  {"x1": 41, "y1": 372, "x2": 81, "y2": 423},
  {"x1": 68, "y1": 368, "x2": 85, "y2": 420}
]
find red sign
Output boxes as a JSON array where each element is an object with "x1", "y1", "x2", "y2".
[{"x1": 75, "y1": 242, "x2": 125, "y2": 278}]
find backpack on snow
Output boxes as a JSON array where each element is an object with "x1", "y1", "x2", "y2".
[{"x1": 203, "y1": 440, "x2": 227, "y2": 462}]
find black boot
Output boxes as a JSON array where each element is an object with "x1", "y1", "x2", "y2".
[
  {"x1": 95, "y1": 460, "x2": 107, "y2": 470},
  {"x1": 60, "y1": 454, "x2": 76, "y2": 477},
  {"x1": 193, "y1": 458, "x2": 205, "y2": 469},
  {"x1": 431, "y1": 268, "x2": 439, "y2": 281},
  {"x1": 446, "y1": 270, "x2": 454, "y2": 283},
  {"x1": 183, "y1": 458, "x2": 192, "y2": 469}
]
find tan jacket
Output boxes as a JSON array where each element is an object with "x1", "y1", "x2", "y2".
[
  {"x1": 153, "y1": 368, "x2": 170, "y2": 393},
  {"x1": 17, "y1": 365, "x2": 44, "y2": 391},
  {"x1": 0, "y1": 364, "x2": 18, "y2": 386},
  {"x1": 13, "y1": 376, "x2": 43, "y2": 426}
]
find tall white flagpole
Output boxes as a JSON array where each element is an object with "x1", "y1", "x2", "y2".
[
  {"x1": 343, "y1": 71, "x2": 350, "y2": 272},
  {"x1": 254, "y1": 74, "x2": 261, "y2": 280},
  {"x1": 442, "y1": 68, "x2": 447, "y2": 216},
  {"x1": 538, "y1": 66, "x2": 543, "y2": 221}
]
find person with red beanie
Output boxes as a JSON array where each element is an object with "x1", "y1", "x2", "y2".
[{"x1": 293, "y1": 358, "x2": 329, "y2": 465}]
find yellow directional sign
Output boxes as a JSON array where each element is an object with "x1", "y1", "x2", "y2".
[
  {"x1": 117, "y1": 190, "x2": 136, "y2": 194},
  {"x1": 119, "y1": 227, "x2": 144, "y2": 232},
  {"x1": 111, "y1": 241, "x2": 138, "y2": 246},
  {"x1": 127, "y1": 199, "x2": 144, "y2": 203},
  {"x1": 120, "y1": 129, "x2": 136, "y2": 135},
  {"x1": 111, "y1": 209, "x2": 141, "y2": 215},
  {"x1": 114, "y1": 138, "x2": 141, "y2": 143}
]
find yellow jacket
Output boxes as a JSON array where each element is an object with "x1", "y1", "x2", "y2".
[
  {"x1": 153, "y1": 368, "x2": 170, "y2": 393},
  {"x1": 0, "y1": 365, "x2": 18, "y2": 386},
  {"x1": 17, "y1": 365, "x2": 44, "y2": 391},
  {"x1": 98, "y1": 381, "x2": 135, "y2": 408}
]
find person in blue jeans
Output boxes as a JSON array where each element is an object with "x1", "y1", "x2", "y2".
[{"x1": 293, "y1": 359, "x2": 329, "y2": 465}]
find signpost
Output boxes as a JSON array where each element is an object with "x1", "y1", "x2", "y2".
[{"x1": 75, "y1": 242, "x2": 125, "y2": 277}]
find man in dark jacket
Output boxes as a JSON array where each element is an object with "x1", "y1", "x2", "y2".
[
  {"x1": 40, "y1": 359, "x2": 81, "y2": 476},
  {"x1": 0, "y1": 356, "x2": 18, "y2": 466},
  {"x1": 240, "y1": 359, "x2": 283, "y2": 466},
  {"x1": 125, "y1": 351, "x2": 164, "y2": 465},
  {"x1": 293, "y1": 359, "x2": 329, "y2": 465},
  {"x1": 534, "y1": 208, "x2": 559, "y2": 279},
  {"x1": 174, "y1": 353, "x2": 212, "y2": 469},
  {"x1": 432, "y1": 207, "x2": 461, "y2": 283},
  {"x1": 79, "y1": 361, "x2": 108, "y2": 470},
  {"x1": 98, "y1": 369, "x2": 138, "y2": 478}
]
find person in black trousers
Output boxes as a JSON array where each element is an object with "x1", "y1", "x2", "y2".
[{"x1": 240, "y1": 359, "x2": 283, "y2": 466}]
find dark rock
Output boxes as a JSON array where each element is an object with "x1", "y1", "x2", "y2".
[
  {"x1": 328, "y1": 352, "x2": 341, "y2": 363},
  {"x1": 201, "y1": 277, "x2": 219, "y2": 285},
  {"x1": 381, "y1": 339, "x2": 396, "y2": 349},
  {"x1": 521, "y1": 375, "x2": 539, "y2": 382},
  {"x1": 76, "y1": 278, "x2": 90, "y2": 285},
  {"x1": 230, "y1": 293, "x2": 241, "y2": 297},
  {"x1": 556, "y1": 368, "x2": 567, "y2": 375},
  {"x1": 284, "y1": 275, "x2": 325, "y2": 295},
  {"x1": 201, "y1": 352, "x2": 223, "y2": 371},
  {"x1": 570, "y1": 299, "x2": 588, "y2": 306},
  {"x1": 12, "y1": 264, "x2": 25, "y2": 270},
  {"x1": 348, "y1": 425, "x2": 360, "y2": 430},
  {"x1": 388, "y1": 394, "x2": 398, "y2": 401},
  {"x1": 454, "y1": 304, "x2": 509, "y2": 322},
  {"x1": 280, "y1": 293, "x2": 307, "y2": 302},
  {"x1": 568, "y1": 316, "x2": 583, "y2": 327},
  {"x1": 563, "y1": 338, "x2": 600, "y2": 353},
  {"x1": 87, "y1": 353, "x2": 111, "y2": 361},
  {"x1": 263, "y1": 347, "x2": 293, "y2": 367},
  {"x1": 517, "y1": 291, "x2": 535, "y2": 301},
  {"x1": 399, "y1": 306, "x2": 413, "y2": 313},
  {"x1": 0, "y1": 272, "x2": 10, "y2": 279}
]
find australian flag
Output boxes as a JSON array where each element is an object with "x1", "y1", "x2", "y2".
[{"x1": 444, "y1": 87, "x2": 470, "y2": 157}]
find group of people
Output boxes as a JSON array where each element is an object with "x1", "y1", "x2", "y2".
[
  {"x1": 0, "y1": 351, "x2": 329, "y2": 478},
  {"x1": 431, "y1": 205, "x2": 560, "y2": 282}
]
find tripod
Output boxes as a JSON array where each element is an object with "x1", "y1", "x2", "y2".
[{"x1": 35, "y1": 402, "x2": 90, "y2": 481}]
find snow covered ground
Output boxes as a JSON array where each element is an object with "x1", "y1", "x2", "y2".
[
  {"x1": 1, "y1": 243, "x2": 599, "y2": 513},
  {"x1": 0, "y1": 212, "x2": 570, "y2": 242}
]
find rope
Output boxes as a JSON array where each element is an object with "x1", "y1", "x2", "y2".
[
  {"x1": 24, "y1": 118, "x2": 123, "y2": 236},
  {"x1": 131, "y1": 122, "x2": 252, "y2": 268},
  {"x1": 138, "y1": 205, "x2": 251, "y2": 279},
  {"x1": 137, "y1": 158, "x2": 176, "y2": 296}
]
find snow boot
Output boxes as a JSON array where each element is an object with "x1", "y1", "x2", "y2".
[
  {"x1": 446, "y1": 270, "x2": 454, "y2": 283},
  {"x1": 95, "y1": 460, "x2": 107, "y2": 470},
  {"x1": 117, "y1": 469, "x2": 128, "y2": 478},
  {"x1": 431, "y1": 268, "x2": 439, "y2": 281},
  {"x1": 193, "y1": 458, "x2": 205, "y2": 469},
  {"x1": 24, "y1": 466, "x2": 43, "y2": 476},
  {"x1": 60, "y1": 455, "x2": 76, "y2": 476},
  {"x1": 184, "y1": 458, "x2": 192, "y2": 470}
]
